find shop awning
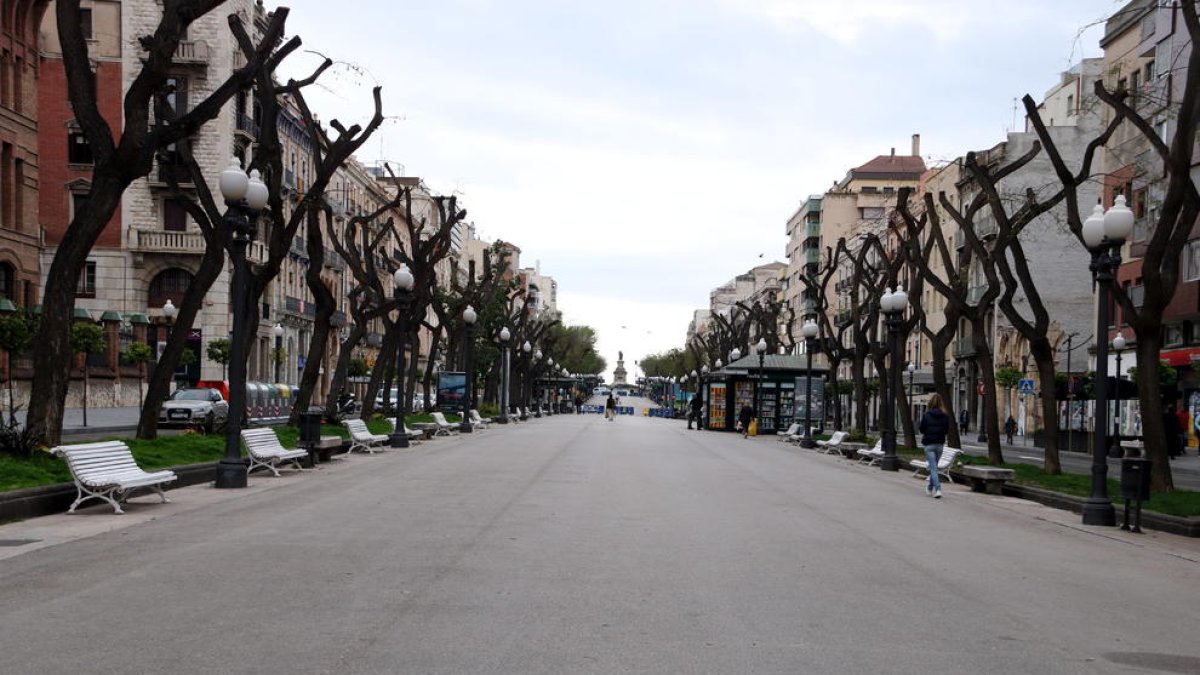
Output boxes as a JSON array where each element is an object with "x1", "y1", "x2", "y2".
[{"x1": 1160, "y1": 347, "x2": 1200, "y2": 367}]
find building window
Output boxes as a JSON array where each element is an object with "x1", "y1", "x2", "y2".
[
  {"x1": 80, "y1": 8, "x2": 93, "y2": 40},
  {"x1": 148, "y1": 268, "x2": 193, "y2": 309},
  {"x1": 0, "y1": 262, "x2": 12, "y2": 300},
  {"x1": 162, "y1": 198, "x2": 188, "y2": 231},
  {"x1": 1165, "y1": 324, "x2": 1184, "y2": 348},
  {"x1": 859, "y1": 206, "x2": 884, "y2": 220},
  {"x1": 1066, "y1": 94, "x2": 1074, "y2": 115},
  {"x1": 71, "y1": 192, "x2": 89, "y2": 222},
  {"x1": 68, "y1": 131, "x2": 93, "y2": 164},
  {"x1": 163, "y1": 76, "x2": 188, "y2": 118},
  {"x1": 76, "y1": 261, "x2": 96, "y2": 298},
  {"x1": 1185, "y1": 240, "x2": 1200, "y2": 282}
]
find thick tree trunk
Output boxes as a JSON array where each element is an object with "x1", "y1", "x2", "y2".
[
  {"x1": 27, "y1": 179, "x2": 124, "y2": 444},
  {"x1": 1135, "y1": 336, "x2": 1173, "y2": 491},
  {"x1": 326, "y1": 322, "x2": 367, "y2": 410},
  {"x1": 1028, "y1": 338, "x2": 1062, "y2": 474},
  {"x1": 971, "y1": 319, "x2": 1005, "y2": 465},
  {"x1": 137, "y1": 241, "x2": 225, "y2": 439},
  {"x1": 290, "y1": 211, "x2": 336, "y2": 425}
]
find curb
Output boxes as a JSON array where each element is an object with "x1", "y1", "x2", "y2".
[
  {"x1": 0, "y1": 462, "x2": 218, "y2": 523},
  {"x1": 999, "y1": 482, "x2": 1200, "y2": 538}
]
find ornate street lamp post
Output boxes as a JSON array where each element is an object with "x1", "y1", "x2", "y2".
[
  {"x1": 497, "y1": 327, "x2": 511, "y2": 424},
  {"x1": 520, "y1": 340, "x2": 532, "y2": 420},
  {"x1": 532, "y1": 348, "x2": 543, "y2": 417},
  {"x1": 388, "y1": 264, "x2": 414, "y2": 448},
  {"x1": 879, "y1": 285, "x2": 909, "y2": 471},
  {"x1": 460, "y1": 305, "x2": 477, "y2": 433},
  {"x1": 800, "y1": 319, "x2": 819, "y2": 448},
  {"x1": 1110, "y1": 331, "x2": 1126, "y2": 455},
  {"x1": 162, "y1": 298, "x2": 178, "y2": 391},
  {"x1": 215, "y1": 158, "x2": 269, "y2": 489},
  {"x1": 698, "y1": 364, "x2": 709, "y2": 431},
  {"x1": 1080, "y1": 197, "x2": 1134, "y2": 526},
  {"x1": 907, "y1": 361, "x2": 917, "y2": 422}
]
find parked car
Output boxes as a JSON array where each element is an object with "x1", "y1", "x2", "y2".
[
  {"x1": 374, "y1": 388, "x2": 425, "y2": 410},
  {"x1": 159, "y1": 387, "x2": 229, "y2": 434}
]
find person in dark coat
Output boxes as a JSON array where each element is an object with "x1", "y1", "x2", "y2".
[
  {"x1": 574, "y1": 395, "x2": 583, "y2": 414},
  {"x1": 919, "y1": 393, "x2": 951, "y2": 499},
  {"x1": 958, "y1": 408, "x2": 969, "y2": 435},
  {"x1": 1004, "y1": 415, "x2": 1018, "y2": 445},
  {"x1": 688, "y1": 395, "x2": 703, "y2": 430},
  {"x1": 605, "y1": 394, "x2": 617, "y2": 421},
  {"x1": 738, "y1": 404, "x2": 754, "y2": 439}
]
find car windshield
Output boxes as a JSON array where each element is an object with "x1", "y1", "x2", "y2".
[{"x1": 169, "y1": 389, "x2": 212, "y2": 401}]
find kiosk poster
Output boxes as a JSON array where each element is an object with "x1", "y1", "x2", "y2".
[
  {"x1": 437, "y1": 372, "x2": 468, "y2": 409},
  {"x1": 794, "y1": 376, "x2": 825, "y2": 430}
]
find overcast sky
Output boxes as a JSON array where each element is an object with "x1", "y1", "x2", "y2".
[{"x1": 277, "y1": 0, "x2": 1114, "y2": 382}]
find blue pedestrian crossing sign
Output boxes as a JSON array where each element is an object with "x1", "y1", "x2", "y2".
[{"x1": 1018, "y1": 378, "x2": 1035, "y2": 395}]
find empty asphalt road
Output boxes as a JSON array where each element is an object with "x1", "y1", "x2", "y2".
[{"x1": 2, "y1": 401, "x2": 1198, "y2": 674}]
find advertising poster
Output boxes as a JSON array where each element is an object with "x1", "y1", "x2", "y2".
[
  {"x1": 437, "y1": 372, "x2": 467, "y2": 410},
  {"x1": 794, "y1": 376, "x2": 825, "y2": 431}
]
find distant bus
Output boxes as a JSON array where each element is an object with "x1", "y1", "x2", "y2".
[{"x1": 595, "y1": 386, "x2": 610, "y2": 395}]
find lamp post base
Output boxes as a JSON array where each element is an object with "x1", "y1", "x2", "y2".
[
  {"x1": 460, "y1": 421, "x2": 474, "y2": 433},
  {"x1": 799, "y1": 438, "x2": 815, "y2": 449},
  {"x1": 496, "y1": 415, "x2": 509, "y2": 424},
  {"x1": 214, "y1": 458, "x2": 249, "y2": 489},
  {"x1": 1081, "y1": 498, "x2": 1116, "y2": 526},
  {"x1": 389, "y1": 433, "x2": 410, "y2": 449},
  {"x1": 879, "y1": 455, "x2": 902, "y2": 472}
]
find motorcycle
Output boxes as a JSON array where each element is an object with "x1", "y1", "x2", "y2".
[{"x1": 324, "y1": 391, "x2": 359, "y2": 422}]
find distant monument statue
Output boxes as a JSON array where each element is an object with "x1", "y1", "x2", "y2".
[{"x1": 613, "y1": 351, "x2": 628, "y2": 386}]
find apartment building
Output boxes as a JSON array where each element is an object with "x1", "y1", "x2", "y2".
[
  {"x1": 1, "y1": 1, "x2": 50, "y2": 309},
  {"x1": 1101, "y1": 0, "x2": 1200, "y2": 396}
]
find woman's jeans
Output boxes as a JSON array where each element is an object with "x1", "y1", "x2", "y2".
[{"x1": 924, "y1": 443, "x2": 944, "y2": 490}]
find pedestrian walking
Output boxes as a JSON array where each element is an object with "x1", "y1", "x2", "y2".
[
  {"x1": 688, "y1": 395, "x2": 703, "y2": 430},
  {"x1": 738, "y1": 404, "x2": 754, "y2": 439},
  {"x1": 919, "y1": 393, "x2": 950, "y2": 499},
  {"x1": 574, "y1": 395, "x2": 583, "y2": 414},
  {"x1": 958, "y1": 408, "x2": 969, "y2": 435},
  {"x1": 605, "y1": 394, "x2": 616, "y2": 421},
  {"x1": 1004, "y1": 415, "x2": 1017, "y2": 445}
]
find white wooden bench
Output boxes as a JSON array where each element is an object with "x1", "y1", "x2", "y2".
[
  {"x1": 430, "y1": 412, "x2": 460, "y2": 436},
  {"x1": 52, "y1": 441, "x2": 177, "y2": 514},
  {"x1": 470, "y1": 409, "x2": 491, "y2": 428},
  {"x1": 241, "y1": 428, "x2": 309, "y2": 476},
  {"x1": 388, "y1": 418, "x2": 424, "y2": 443},
  {"x1": 343, "y1": 418, "x2": 389, "y2": 453},
  {"x1": 910, "y1": 447, "x2": 964, "y2": 484},
  {"x1": 816, "y1": 430, "x2": 849, "y2": 454}
]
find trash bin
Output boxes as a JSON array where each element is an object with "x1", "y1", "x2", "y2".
[
  {"x1": 1120, "y1": 458, "x2": 1152, "y2": 501},
  {"x1": 298, "y1": 411, "x2": 323, "y2": 446}
]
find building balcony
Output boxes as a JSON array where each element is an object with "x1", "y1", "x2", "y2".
[
  {"x1": 131, "y1": 228, "x2": 267, "y2": 264},
  {"x1": 331, "y1": 310, "x2": 347, "y2": 327},
  {"x1": 284, "y1": 295, "x2": 317, "y2": 319},
  {"x1": 174, "y1": 40, "x2": 210, "y2": 65},
  {"x1": 235, "y1": 112, "x2": 259, "y2": 139},
  {"x1": 152, "y1": 162, "x2": 195, "y2": 187},
  {"x1": 954, "y1": 338, "x2": 976, "y2": 358},
  {"x1": 804, "y1": 247, "x2": 821, "y2": 265},
  {"x1": 324, "y1": 250, "x2": 346, "y2": 271},
  {"x1": 805, "y1": 222, "x2": 820, "y2": 239}
]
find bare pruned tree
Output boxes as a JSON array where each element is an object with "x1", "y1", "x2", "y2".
[{"x1": 29, "y1": 3, "x2": 297, "y2": 444}]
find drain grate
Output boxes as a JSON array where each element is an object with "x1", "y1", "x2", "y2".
[{"x1": 0, "y1": 539, "x2": 41, "y2": 547}]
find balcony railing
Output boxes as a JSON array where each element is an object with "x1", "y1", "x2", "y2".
[
  {"x1": 174, "y1": 40, "x2": 209, "y2": 64},
  {"x1": 155, "y1": 162, "x2": 194, "y2": 186},
  {"x1": 133, "y1": 228, "x2": 267, "y2": 264},
  {"x1": 331, "y1": 310, "x2": 347, "y2": 327},
  {"x1": 804, "y1": 247, "x2": 821, "y2": 265},
  {"x1": 284, "y1": 295, "x2": 317, "y2": 318},
  {"x1": 236, "y1": 112, "x2": 259, "y2": 138},
  {"x1": 806, "y1": 222, "x2": 820, "y2": 239}
]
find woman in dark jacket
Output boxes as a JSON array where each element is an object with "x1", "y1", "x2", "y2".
[
  {"x1": 738, "y1": 404, "x2": 754, "y2": 439},
  {"x1": 918, "y1": 393, "x2": 951, "y2": 498}
]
